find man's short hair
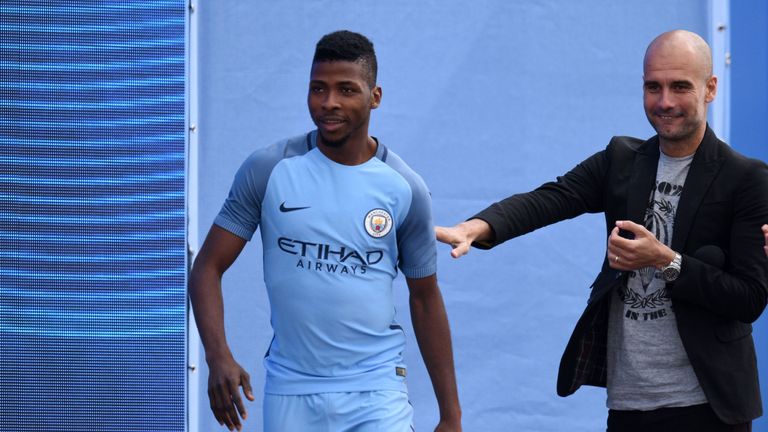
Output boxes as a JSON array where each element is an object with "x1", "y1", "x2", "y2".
[{"x1": 313, "y1": 30, "x2": 377, "y2": 88}]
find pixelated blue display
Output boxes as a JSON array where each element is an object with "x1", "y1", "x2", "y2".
[{"x1": 0, "y1": 1, "x2": 187, "y2": 430}]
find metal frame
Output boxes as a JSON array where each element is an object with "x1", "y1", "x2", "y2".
[
  {"x1": 186, "y1": 0, "x2": 200, "y2": 431},
  {"x1": 709, "y1": 0, "x2": 731, "y2": 142}
]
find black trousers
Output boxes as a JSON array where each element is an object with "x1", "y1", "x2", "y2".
[{"x1": 607, "y1": 404, "x2": 751, "y2": 432}]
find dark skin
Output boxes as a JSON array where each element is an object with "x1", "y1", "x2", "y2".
[
  {"x1": 189, "y1": 59, "x2": 462, "y2": 431},
  {"x1": 763, "y1": 224, "x2": 768, "y2": 258},
  {"x1": 308, "y1": 60, "x2": 381, "y2": 163},
  {"x1": 189, "y1": 227, "x2": 252, "y2": 431},
  {"x1": 406, "y1": 274, "x2": 463, "y2": 432}
]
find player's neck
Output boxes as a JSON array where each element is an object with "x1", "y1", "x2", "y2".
[{"x1": 317, "y1": 134, "x2": 377, "y2": 166}]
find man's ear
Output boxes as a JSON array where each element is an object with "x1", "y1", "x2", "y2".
[
  {"x1": 371, "y1": 86, "x2": 382, "y2": 109},
  {"x1": 705, "y1": 75, "x2": 717, "y2": 103}
]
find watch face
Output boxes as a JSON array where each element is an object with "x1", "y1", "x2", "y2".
[{"x1": 662, "y1": 267, "x2": 680, "y2": 282}]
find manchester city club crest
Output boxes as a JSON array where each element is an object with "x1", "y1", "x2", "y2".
[{"x1": 364, "y1": 208, "x2": 393, "y2": 238}]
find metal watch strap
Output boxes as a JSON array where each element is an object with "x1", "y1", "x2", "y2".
[{"x1": 661, "y1": 252, "x2": 682, "y2": 282}]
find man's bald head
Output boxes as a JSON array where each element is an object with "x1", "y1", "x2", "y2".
[
  {"x1": 644, "y1": 30, "x2": 713, "y2": 82},
  {"x1": 642, "y1": 30, "x2": 718, "y2": 154}
]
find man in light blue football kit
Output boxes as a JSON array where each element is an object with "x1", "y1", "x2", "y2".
[{"x1": 189, "y1": 31, "x2": 462, "y2": 432}]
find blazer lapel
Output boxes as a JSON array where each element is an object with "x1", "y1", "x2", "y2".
[
  {"x1": 671, "y1": 127, "x2": 725, "y2": 251},
  {"x1": 626, "y1": 136, "x2": 660, "y2": 225}
]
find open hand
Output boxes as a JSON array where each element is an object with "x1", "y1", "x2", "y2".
[
  {"x1": 435, "y1": 219, "x2": 492, "y2": 259},
  {"x1": 207, "y1": 356, "x2": 255, "y2": 431},
  {"x1": 435, "y1": 225, "x2": 473, "y2": 258}
]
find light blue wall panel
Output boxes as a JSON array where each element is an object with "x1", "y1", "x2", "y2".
[{"x1": 196, "y1": 2, "x2": 713, "y2": 431}]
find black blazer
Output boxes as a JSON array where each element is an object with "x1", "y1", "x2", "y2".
[{"x1": 474, "y1": 127, "x2": 768, "y2": 424}]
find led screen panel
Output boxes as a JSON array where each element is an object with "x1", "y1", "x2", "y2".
[{"x1": 0, "y1": 1, "x2": 187, "y2": 431}]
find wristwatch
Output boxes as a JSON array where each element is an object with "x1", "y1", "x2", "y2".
[{"x1": 661, "y1": 252, "x2": 683, "y2": 282}]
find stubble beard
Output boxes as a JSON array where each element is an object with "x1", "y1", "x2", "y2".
[
  {"x1": 647, "y1": 112, "x2": 702, "y2": 144},
  {"x1": 317, "y1": 117, "x2": 366, "y2": 149}
]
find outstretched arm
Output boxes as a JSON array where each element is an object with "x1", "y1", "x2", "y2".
[
  {"x1": 189, "y1": 225, "x2": 254, "y2": 431},
  {"x1": 436, "y1": 147, "x2": 612, "y2": 259},
  {"x1": 435, "y1": 219, "x2": 494, "y2": 259},
  {"x1": 407, "y1": 274, "x2": 462, "y2": 431}
]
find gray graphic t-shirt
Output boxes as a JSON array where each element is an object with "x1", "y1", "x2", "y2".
[{"x1": 606, "y1": 152, "x2": 707, "y2": 410}]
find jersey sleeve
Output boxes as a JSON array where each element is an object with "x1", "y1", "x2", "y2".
[
  {"x1": 214, "y1": 153, "x2": 264, "y2": 240},
  {"x1": 395, "y1": 167, "x2": 438, "y2": 279},
  {"x1": 214, "y1": 140, "x2": 292, "y2": 240}
]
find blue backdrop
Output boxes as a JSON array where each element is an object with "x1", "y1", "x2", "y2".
[{"x1": 194, "y1": 1, "x2": 765, "y2": 431}]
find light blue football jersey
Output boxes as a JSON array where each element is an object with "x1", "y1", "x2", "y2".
[{"x1": 214, "y1": 131, "x2": 437, "y2": 395}]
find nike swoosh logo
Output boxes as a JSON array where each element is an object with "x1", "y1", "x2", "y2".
[{"x1": 279, "y1": 202, "x2": 310, "y2": 213}]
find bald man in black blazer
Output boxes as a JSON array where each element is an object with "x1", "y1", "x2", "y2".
[{"x1": 438, "y1": 30, "x2": 768, "y2": 431}]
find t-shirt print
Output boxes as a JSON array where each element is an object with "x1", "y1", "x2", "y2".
[{"x1": 620, "y1": 180, "x2": 684, "y2": 320}]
